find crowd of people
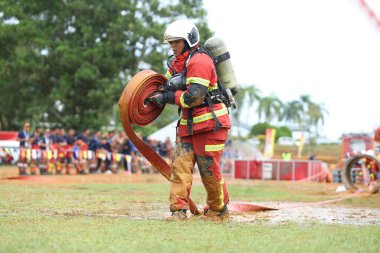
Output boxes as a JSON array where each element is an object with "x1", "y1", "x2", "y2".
[
  {"x1": 8, "y1": 122, "x2": 175, "y2": 176},
  {"x1": 0, "y1": 147, "x2": 14, "y2": 165}
]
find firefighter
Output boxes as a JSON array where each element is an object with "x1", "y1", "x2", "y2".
[
  {"x1": 148, "y1": 20, "x2": 231, "y2": 219},
  {"x1": 16, "y1": 122, "x2": 31, "y2": 175}
]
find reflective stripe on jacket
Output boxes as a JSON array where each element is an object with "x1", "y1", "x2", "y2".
[{"x1": 167, "y1": 48, "x2": 231, "y2": 137}]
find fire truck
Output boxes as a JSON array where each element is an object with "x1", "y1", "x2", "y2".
[{"x1": 341, "y1": 133, "x2": 373, "y2": 159}]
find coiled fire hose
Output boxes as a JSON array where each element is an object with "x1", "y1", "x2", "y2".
[
  {"x1": 342, "y1": 154, "x2": 380, "y2": 194},
  {"x1": 118, "y1": 69, "x2": 201, "y2": 215}
]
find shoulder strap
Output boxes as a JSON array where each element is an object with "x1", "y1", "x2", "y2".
[
  {"x1": 183, "y1": 48, "x2": 201, "y2": 74},
  {"x1": 183, "y1": 47, "x2": 225, "y2": 135}
]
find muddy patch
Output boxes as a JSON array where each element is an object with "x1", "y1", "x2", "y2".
[
  {"x1": 31, "y1": 202, "x2": 380, "y2": 225},
  {"x1": 231, "y1": 202, "x2": 380, "y2": 225}
]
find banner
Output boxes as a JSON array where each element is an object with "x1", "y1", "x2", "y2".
[
  {"x1": 297, "y1": 132, "x2": 305, "y2": 157},
  {"x1": 264, "y1": 128, "x2": 276, "y2": 159},
  {"x1": 0, "y1": 147, "x2": 135, "y2": 163}
]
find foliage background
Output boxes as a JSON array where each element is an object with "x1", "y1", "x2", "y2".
[
  {"x1": 0, "y1": 0, "x2": 212, "y2": 132},
  {"x1": 0, "y1": 0, "x2": 328, "y2": 140}
]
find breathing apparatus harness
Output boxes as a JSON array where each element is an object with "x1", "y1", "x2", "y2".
[{"x1": 166, "y1": 45, "x2": 236, "y2": 135}]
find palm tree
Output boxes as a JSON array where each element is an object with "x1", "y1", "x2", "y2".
[
  {"x1": 244, "y1": 85, "x2": 261, "y2": 123},
  {"x1": 230, "y1": 85, "x2": 245, "y2": 135},
  {"x1": 298, "y1": 94, "x2": 328, "y2": 137},
  {"x1": 298, "y1": 95, "x2": 312, "y2": 131},
  {"x1": 230, "y1": 84, "x2": 261, "y2": 137},
  {"x1": 300, "y1": 95, "x2": 312, "y2": 107},
  {"x1": 257, "y1": 94, "x2": 283, "y2": 123},
  {"x1": 307, "y1": 102, "x2": 328, "y2": 135},
  {"x1": 281, "y1": 100, "x2": 303, "y2": 127}
]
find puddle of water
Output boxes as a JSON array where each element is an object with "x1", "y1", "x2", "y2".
[
  {"x1": 37, "y1": 202, "x2": 380, "y2": 225},
  {"x1": 229, "y1": 202, "x2": 380, "y2": 225}
]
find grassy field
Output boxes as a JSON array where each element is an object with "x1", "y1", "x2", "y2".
[
  {"x1": 271, "y1": 144, "x2": 341, "y2": 164},
  {"x1": 2, "y1": 216, "x2": 379, "y2": 253},
  {"x1": 1, "y1": 167, "x2": 379, "y2": 253}
]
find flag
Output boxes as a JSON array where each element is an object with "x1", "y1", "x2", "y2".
[
  {"x1": 297, "y1": 132, "x2": 305, "y2": 157},
  {"x1": 264, "y1": 128, "x2": 276, "y2": 159}
]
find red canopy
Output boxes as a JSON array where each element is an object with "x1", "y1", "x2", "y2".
[{"x1": 0, "y1": 131, "x2": 18, "y2": 141}]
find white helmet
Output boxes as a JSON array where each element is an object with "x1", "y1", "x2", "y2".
[{"x1": 163, "y1": 20, "x2": 200, "y2": 47}]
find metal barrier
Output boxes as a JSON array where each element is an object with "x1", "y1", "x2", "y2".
[{"x1": 228, "y1": 159, "x2": 325, "y2": 182}]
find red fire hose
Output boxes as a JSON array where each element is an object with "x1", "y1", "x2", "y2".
[
  {"x1": 118, "y1": 69, "x2": 280, "y2": 215},
  {"x1": 118, "y1": 69, "x2": 201, "y2": 215}
]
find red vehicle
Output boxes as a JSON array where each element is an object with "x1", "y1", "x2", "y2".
[
  {"x1": 340, "y1": 133, "x2": 373, "y2": 159},
  {"x1": 342, "y1": 130, "x2": 379, "y2": 193}
]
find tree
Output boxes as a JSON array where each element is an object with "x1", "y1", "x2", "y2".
[
  {"x1": 298, "y1": 95, "x2": 328, "y2": 135},
  {"x1": 249, "y1": 123, "x2": 292, "y2": 142},
  {"x1": 281, "y1": 100, "x2": 303, "y2": 127},
  {"x1": 276, "y1": 126, "x2": 292, "y2": 141},
  {"x1": 0, "y1": 0, "x2": 212, "y2": 131},
  {"x1": 249, "y1": 122, "x2": 272, "y2": 137},
  {"x1": 257, "y1": 94, "x2": 283, "y2": 123},
  {"x1": 307, "y1": 102, "x2": 328, "y2": 135},
  {"x1": 243, "y1": 85, "x2": 261, "y2": 122},
  {"x1": 231, "y1": 84, "x2": 261, "y2": 137}
]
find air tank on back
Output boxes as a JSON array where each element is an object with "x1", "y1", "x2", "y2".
[{"x1": 204, "y1": 37, "x2": 239, "y2": 96}]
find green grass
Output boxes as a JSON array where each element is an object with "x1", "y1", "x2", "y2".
[
  {"x1": 1, "y1": 181, "x2": 379, "y2": 216},
  {"x1": 1, "y1": 214, "x2": 379, "y2": 253},
  {"x1": 1, "y1": 178, "x2": 380, "y2": 253},
  {"x1": 261, "y1": 143, "x2": 341, "y2": 163}
]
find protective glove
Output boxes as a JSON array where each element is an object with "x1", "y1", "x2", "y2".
[
  {"x1": 148, "y1": 92, "x2": 166, "y2": 108},
  {"x1": 166, "y1": 74, "x2": 186, "y2": 91}
]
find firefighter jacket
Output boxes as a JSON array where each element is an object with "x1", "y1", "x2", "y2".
[{"x1": 165, "y1": 48, "x2": 231, "y2": 137}]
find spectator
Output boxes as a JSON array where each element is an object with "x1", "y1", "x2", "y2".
[
  {"x1": 309, "y1": 152, "x2": 317, "y2": 160},
  {"x1": 30, "y1": 129, "x2": 42, "y2": 175},
  {"x1": 77, "y1": 129, "x2": 90, "y2": 144},
  {"x1": 63, "y1": 128, "x2": 76, "y2": 174},
  {"x1": 100, "y1": 137, "x2": 112, "y2": 174},
  {"x1": 9, "y1": 123, "x2": 183, "y2": 177},
  {"x1": 121, "y1": 135, "x2": 135, "y2": 173},
  {"x1": 88, "y1": 130, "x2": 101, "y2": 174},
  {"x1": 281, "y1": 152, "x2": 292, "y2": 161},
  {"x1": 55, "y1": 127, "x2": 67, "y2": 174},
  {"x1": 0, "y1": 148, "x2": 5, "y2": 164},
  {"x1": 72, "y1": 139, "x2": 87, "y2": 174},
  {"x1": 16, "y1": 122, "x2": 31, "y2": 175},
  {"x1": 39, "y1": 128, "x2": 51, "y2": 175},
  {"x1": 161, "y1": 137, "x2": 175, "y2": 161},
  {"x1": 51, "y1": 126, "x2": 61, "y2": 144},
  {"x1": 108, "y1": 131, "x2": 120, "y2": 173},
  {"x1": 0, "y1": 148, "x2": 13, "y2": 165}
]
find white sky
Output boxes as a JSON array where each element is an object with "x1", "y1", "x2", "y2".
[{"x1": 203, "y1": 0, "x2": 380, "y2": 141}]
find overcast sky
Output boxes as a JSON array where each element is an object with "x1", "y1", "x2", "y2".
[{"x1": 203, "y1": 0, "x2": 380, "y2": 141}]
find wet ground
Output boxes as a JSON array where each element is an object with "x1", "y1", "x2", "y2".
[
  {"x1": 36, "y1": 201, "x2": 380, "y2": 225},
  {"x1": 231, "y1": 202, "x2": 380, "y2": 225},
  {"x1": 1, "y1": 167, "x2": 380, "y2": 225}
]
